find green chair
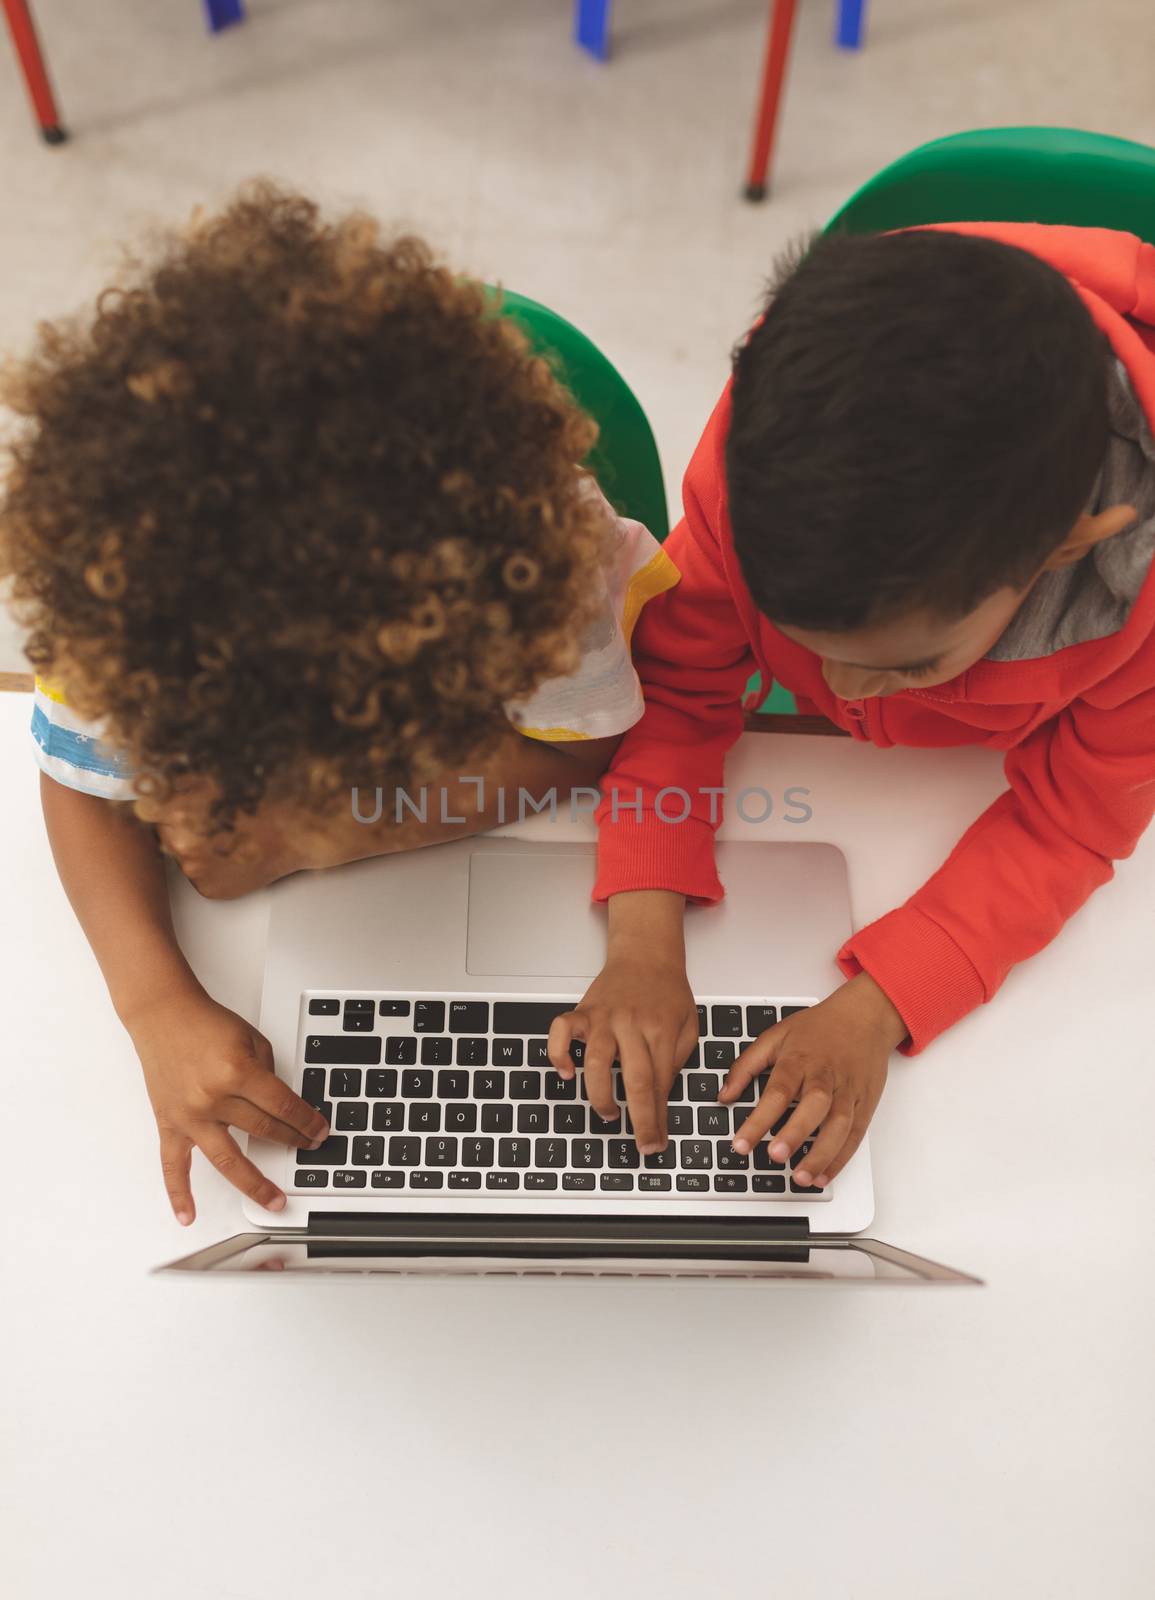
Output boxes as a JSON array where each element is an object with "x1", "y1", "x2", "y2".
[
  {"x1": 752, "y1": 125, "x2": 1155, "y2": 718},
  {"x1": 497, "y1": 287, "x2": 669, "y2": 542}
]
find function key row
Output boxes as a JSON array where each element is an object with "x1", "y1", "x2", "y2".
[
  {"x1": 294, "y1": 1169, "x2": 799, "y2": 1194},
  {"x1": 308, "y1": 999, "x2": 812, "y2": 1035}
]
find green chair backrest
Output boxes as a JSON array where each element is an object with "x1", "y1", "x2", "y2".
[
  {"x1": 828, "y1": 125, "x2": 1155, "y2": 242},
  {"x1": 754, "y1": 125, "x2": 1155, "y2": 718},
  {"x1": 498, "y1": 288, "x2": 669, "y2": 540}
]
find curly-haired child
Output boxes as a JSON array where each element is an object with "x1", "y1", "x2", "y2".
[{"x1": 0, "y1": 184, "x2": 677, "y2": 1225}]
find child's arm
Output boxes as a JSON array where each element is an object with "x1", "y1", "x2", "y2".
[{"x1": 41, "y1": 775, "x2": 329, "y2": 1222}]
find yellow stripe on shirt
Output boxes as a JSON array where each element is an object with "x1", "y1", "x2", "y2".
[
  {"x1": 517, "y1": 725, "x2": 593, "y2": 743},
  {"x1": 620, "y1": 547, "x2": 680, "y2": 646}
]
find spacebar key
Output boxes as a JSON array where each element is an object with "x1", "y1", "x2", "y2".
[{"x1": 492, "y1": 1001, "x2": 575, "y2": 1034}]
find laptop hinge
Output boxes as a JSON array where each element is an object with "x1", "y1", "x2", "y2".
[{"x1": 305, "y1": 1211, "x2": 811, "y2": 1242}]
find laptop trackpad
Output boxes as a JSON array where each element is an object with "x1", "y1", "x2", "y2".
[{"x1": 466, "y1": 850, "x2": 606, "y2": 979}]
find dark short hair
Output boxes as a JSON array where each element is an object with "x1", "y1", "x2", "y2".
[{"x1": 726, "y1": 228, "x2": 1111, "y2": 630}]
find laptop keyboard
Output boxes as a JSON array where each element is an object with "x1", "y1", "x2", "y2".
[{"x1": 289, "y1": 993, "x2": 828, "y2": 1201}]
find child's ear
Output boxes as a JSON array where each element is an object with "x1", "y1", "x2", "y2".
[{"x1": 1043, "y1": 503, "x2": 1138, "y2": 570}]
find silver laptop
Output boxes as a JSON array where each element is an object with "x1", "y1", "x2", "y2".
[{"x1": 159, "y1": 838, "x2": 978, "y2": 1283}]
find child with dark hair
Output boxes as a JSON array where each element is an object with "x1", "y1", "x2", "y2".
[
  {"x1": 552, "y1": 224, "x2": 1155, "y2": 1180},
  {"x1": 0, "y1": 184, "x2": 678, "y2": 1223}
]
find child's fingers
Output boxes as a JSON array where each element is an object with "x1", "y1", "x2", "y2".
[
  {"x1": 159, "y1": 1130, "x2": 196, "y2": 1226},
  {"x1": 241, "y1": 1068, "x2": 330, "y2": 1145},
  {"x1": 223, "y1": 1098, "x2": 325, "y2": 1151},
  {"x1": 622, "y1": 1031, "x2": 665, "y2": 1153},
  {"x1": 581, "y1": 1024, "x2": 619, "y2": 1118},
  {"x1": 730, "y1": 1058, "x2": 803, "y2": 1154},
  {"x1": 197, "y1": 1127, "x2": 286, "y2": 1212},
  {"x1": 760, "y1": 1085, "x2": 834, "y2": 1167},
  {"x1": 547, "y1": 1010, "x2": 585, "y2": 1079},
  {"x1": 791, "y1": 1095, "x2": 855, "y2": 1186},
  {"x1": 809, "y1": 1119, "x2": 870, "y2": 1187},
  {"x1": 718, "y1": 1024, "x2": 784, "y2": 1100}
]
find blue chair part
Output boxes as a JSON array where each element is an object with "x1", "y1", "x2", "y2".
[
  {"x1": 575, "y1": 0, "x2": 611, "y2": 62},
  {"x1": 204, "y1": 0, "x2": 245, "y2": 33},
  {"x1": 836, "y1": 0, "x2": 866, "y2": 50}
]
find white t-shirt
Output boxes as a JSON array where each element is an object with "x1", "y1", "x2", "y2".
[{"x1": 31, "y1": 486, "x2": 679, "y2": 798}]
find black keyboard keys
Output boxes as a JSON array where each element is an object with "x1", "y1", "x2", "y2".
[
  {"x1": 473, "y1": 1070, "x2": 505, "y2": 1098},
  {"x1": 608, "y1": 1140, "x2": 640, "y2": 1168},
  {"x1": 516, "y1": 1105, "x2": 550, "y2": 1134},
  {"x1": 753, "y1": 1174, "x2": 786, "y2": 1193},
  {"x1": 401, "y1": 1069, "x2": 433, "y2": 1097},
  {"x1": 408, "y1": 1103, "x2": 441, "y2": 1133},
  {"x1": 351, "y1": 1136, "x2": 384, "y2": 1165},
  {"x1": 704, "y1": 1041, "x2": 736, "y2": 1069},
  {"x1": 372, "y1": 1171, "x2": 405, "y2": 1189},
  {"x1": 680, "y1": 1140, "x2": 713, "y2": 1169},
  {"x1": 421, "y1": 1037, "x2": 454, "y2": 1067},
  {"x1": 328, "y1": 1068, "x2": 362, "y2": 1098},
  {"x1": 545, "y1": 1071, "x2": 576, "y2": 1101},
  {"x1": 411, "y1": 1172, "x2": 444, "y2": 1190},
  {"x1": 305, "y1": 1034, "x2": 381, "y2": 1065},
  {"x1": 493, "y1": 1039, "x2": 525, "y2": 1068},
  {"x1": 333, "y1": 1170, "x2": 367, "y2": 1187},
  {"x1": 449, "y1": 1001, "x2": 489, "y2": 1032},
  {"x1": 425, "y1": 1137, "x2": 458, "y2": 1166},
  {"x1": 696, "y1": 1106, "x2": 729, "y2": 1136},
  {"x1": 387, "y1": 1136, "x2": 421, "y2": 1166},
  {"x1": 462, "y1": 1138, "x2": 495, "y2": 1167},
  {"x1": 456, "y1": 1037, "x2": 488, "y2": 1067},
  {"x1": 366, "y1": 1069, "x2": 398, "y2": 1097},
  {"x1": 498, "y1": 1138, "x2": 530, "y2": 1168},
  {"x1": 449, "y1": 1172, "x2": 481, "y2": 1190},
  {"x1": 571, "y1": 1138, "x2": 604, "y2": 1169},
  {"x1": 413, "y1": 1001, "x2": 446, "y2": 1032},
  {"x1": 297, "y1": 1136, "x2": 348, "y2": 1165},
  {"x1": 553, "y1": 1104, "x2": 586, "y2": 1133},
  {"x1": 308, "y1": 998, "x2": 339, "y2": 1016},
  {"x1": 480, "y1": 1104, "x2": 513, "y2": 1133},
  {"x1": 563, "y1": 1173, "x2": 595, "y2": 1191},
  {"x1": 436, "y1": 1069, "x2": 470, "y2": 1097},
  {"x1": 335, "y1": 1102, "x2": 368, "y2": 1132},
  {"x1": 385, "y1": 1036, "x2": 417, "y2": 1066},
  {"x1": 509, "y1": 1070, "x2": 541, "y2": 1098},
  {"x1": 301, "y1": 1068, "x2": 327, "y2": 1107},
  {"x1": 444, "y1": 1103, "x2": 478, "y2": 1133},
  {"x1": 371, "y1": 1103, "x2": 404, "y2": 1131},
  {"x1": 687, "y1": 1074, "x2": 720, "y2": 1101},
  {"x1": 534, "y1": 1138, "x2": 567, "y2": 1168},
  {"x1": 711, "y1": 1004, "x2": 743, "y2": 1036},
  {"x1": 379, "y1": 999, "x2": 411, "y2": 1017},
  {"x1": 600, "y1": 1174, "x2": 634, "y2": 1191},
  {"x1": 746, "y1": 1005, "x2": 778, "y2": 1033}
]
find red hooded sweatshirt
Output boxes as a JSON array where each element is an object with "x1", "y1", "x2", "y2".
[{"x1": 593, "y1": 222, "x2": 1155, "y2": 1052}]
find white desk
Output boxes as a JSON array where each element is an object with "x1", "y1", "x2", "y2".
[{"x1": 2, "y1": 690, "x2": 1152, "y2": 1600}]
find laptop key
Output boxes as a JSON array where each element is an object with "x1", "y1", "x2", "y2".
[
  {"x1": 329, "y1": 1068, "x2": 362, "y2": 1098},
  {"x1": 385, "y1": 1037, "x2": 418, "y2": 1066},
  {"x1": 509, "y1": 1070, "x2": 541, "y2": 1099},
  {"x1": 534, "y1": 1138, "x2": 567, "y2": 1168},
  {"x1": 714, "y1": 1174, "x2": 748, "y2": 1193},
  {"x1": 528, "y1": 1039, "x2": 550, "y2": 1066},
  {"x1": 494, "y1": 1039, "x2": 525, "y2": 1068},
  {"x1": 499, "y1": 1138, "x2": 531, "y2": 1168},
  {"x1": 343, "y1": 1012, "x2": 374, "y2": 1033},
  {"x1": 462, "y1": 1138, "x2": 495, "y2": 1167},
  {"x1": 301, "y1": 1068, "x2": 327, "y2": 1107},
  {"x1": 572, "y1": 1139, "x2": 604, "y2": 1169},
  {"x1": 308, "y1": 998, "x2": 339, "y2": 1016},
  {"x1": 704, "y1": 1041, "x2": 736, "y2": 1069},
  {"x1": 436, "y1": 1069, "x2": 470, "y2": 1097},
  {"x1": 481, "y1": 1104, "x2": 513, "y2": 1133},
  {"x1": 335, "y1": 1102, "x2": 368, "y2": 1132},
  {"x1": 696, "y1": 1106, "x2": 729, "y2": 1136},
  {"x1": 687, "y1": 1074, "x2": 720, "y2": 1102},
  {"x1": 681, "y1": 1044, "x2": 701, "y2": 1070},
  {"x1": 444, "y1": 1103, "x2": 478, "y2": 1133},
  {"x1": 643, "y1": 1146, "x2": 677, "y2": 1169},
  {"x1": 638, "y1": 1173, "x2": 672, "y2": 1192},
  {"x1": 333, "y1": 1170, "x2": 367, "y2": 1187},
  {"x1": 371, "y1": 1171, "x2": 405, "y2": 1188},
  {"x1": 563, "y1": 1173, "x2": 595, "y2": 1191},
  {"x1": 305, "y1": 1035, "x2": 381, "y2": 1065},
  {"x1": 352, "y1": 1136, "x2": 385, "y2": 1165},
  {"x1": 696, "y1": 1005, "x2": 707, "y2": 1032},
  {"x1": 295, "y1": 1169, "x2": 328, "y2": 1187},
  {"x1": 545, "y1": 1071, "x2": 576, "y2": 1101},
  {"x1": 676, "y1": 1174, "x2": 709, "y2": 1193},
  {"x1": 457, "y1": 1038, "x2": 489, "y2": 1067},
  {"x1": 378, "y1": 999, "x2": 411, "y2": 1017},
  {"x1": 411, "y1": 1171, "x2": 445, "y2": 1190},
  {"x1": 525, "y1": 1173, "x2": 558, "y2": 1191},
  {"x1": 516, "y1": 1105, "x2": 550, "y2": 1134},
  {"x1": 492, "y1": 1001, "x2": 574, "y2": 1034},
  {"x1": 746, "y1": 1006, "x2": 778, "y2": 1034},
  {"x1": 473, "y1": 1069, "x2": 505, "y2": 1098},
  {"x1": 753, "y1": 1174, "x2": 786, "y2": 1193},
  {"x1": 782, "y1": 1006, "x2": 810, "y2": 1018},
  {"x1": 608, "y1": 1140, "x2": 640, "y2": 1169},
  {"x1": 448, "y1": 1171, "x2": 481, "y2": 1190},
  {"x1": 401, "y1": 1069, "x2": 433, "y2": 1098},
  {"x1": 387, "y1": 1136, "x2": 421, "y2": 1166},
  {"x1": 716, "y1": 1142, "x2": 749, "y2": 1170},
  {"x1": 408, "y1": 1104, "x2": 441, "y2": 1133},
  {"x1": 553, "y1": 1104, "x2": 586, "y2": 1133},
  {"x1": 421, "y1": 1038, "x2": 454, "y2": 1067},
  {"x1": 297, "y1": 1135, "x2": 348, "y2": 1165},
  {"x1": 449, "y1": 1001, "x2": 489, "y2": 1032},
  {"x1": 601, "y1": 1174, "x2": 634, "y2": 1191},
  {"x1": 752, "y1": 1143, "x2": 785, "y2": 1171},
  {"x1": 344, "y1": 999, "x2": 374, "y2": 1013},
  {"x1": 790, "y1": 1142, "x2": 813, "y2": 1168},
  {"x1": 680, "y1": 1140, "x2": 713, "y2": 1169},
  {"x1": 711, "y1": 1005, "x2": 743, "y2": 1037},
  {"x1": 486, "y1": 1172, "x2": 520, "y2": 1190},
  {"x1": 790, "y1": 1179, "x2": 823, "y2": 1194},
  {"x1": 666, "y1": 1076, "x2": 685, "y2": 1103},
  {"x1": 667, "y1": 1107, "x2": 693, "y2": 1135},
  {"x1": 591, "y1": 1109, "x2": 621, "y2": 1134},
  {"x1": 413, "y1": 1001, "x2": 446, "y2": 1032},
  {"x1": 372, "y1": 1103, "x2": 404, "y2": 1132},
  {"x1": 366, "y1": 1069, "x2": 399, "y2": 1098}
]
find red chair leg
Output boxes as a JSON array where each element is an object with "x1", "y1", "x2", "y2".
[
  {"x1": 744, "y1": 0, "x2": 798, "y2": 200},
  {"x1": 1, "y1": 0, "x2": 67, "y2": 143}
]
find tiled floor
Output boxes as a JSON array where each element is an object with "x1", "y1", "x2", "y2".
[{"x1": 2, "y1": 0, "x2": 1153, "y2": 670}]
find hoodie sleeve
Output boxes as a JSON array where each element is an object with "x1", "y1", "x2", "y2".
[
  {"x1": 838, "y1": 673, "x2": 1155, "y2": 1051},
  {"x1": 593, "y1": 391, "x2": 756, "y2": 904}
]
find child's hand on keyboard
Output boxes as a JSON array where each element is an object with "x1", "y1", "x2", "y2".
[
  {"x1": 719, "y1": 974, "x2": 907, "y2": 1186},
  {"x1": 126, "y1": 989, "x2": 331, "y2": 1223},
  {"x1": 548, "y1": 890, "x2": 697, "y2": 1154}
]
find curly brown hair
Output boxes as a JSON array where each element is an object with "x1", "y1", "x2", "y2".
[{"x1": 0, "y1": 182, "x2": 609, "y2": 826}]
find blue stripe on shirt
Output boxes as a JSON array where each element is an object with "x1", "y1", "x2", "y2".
[{"x1": 31, "y1": 704, "x2": 132, "y2": 778}]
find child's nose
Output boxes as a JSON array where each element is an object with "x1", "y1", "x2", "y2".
[{"x1": 822, "y1": 661, "x2": 889, "y2": 700}]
